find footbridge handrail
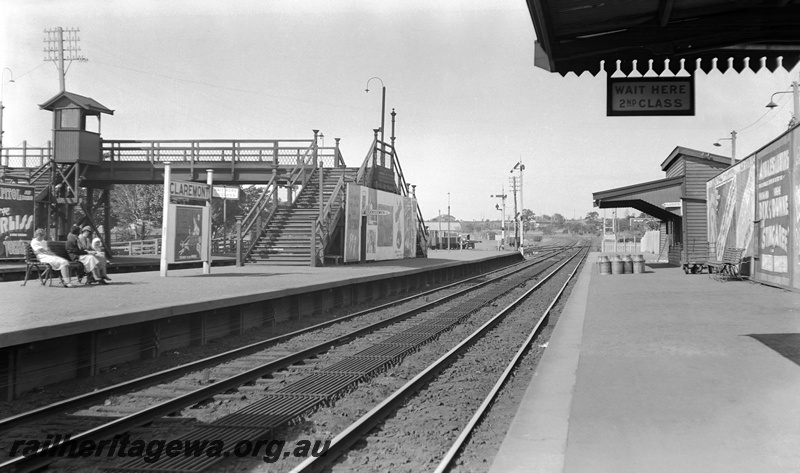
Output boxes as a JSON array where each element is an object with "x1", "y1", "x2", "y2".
[{"x1": 2, "y1": 138, "x2": 348, "y2": 170}]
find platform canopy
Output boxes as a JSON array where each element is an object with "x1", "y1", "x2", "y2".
[
  {"x1": 526, "y1": 0, "x2": 800, "y2": 76},
  {"x1": 593, "y1": 175, "x2": 683, "y2": 220}
]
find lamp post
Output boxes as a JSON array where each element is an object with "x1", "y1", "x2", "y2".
[
  {"x1": 365, "y1": 77, "x2": 386, "y2": 164},
  {"x1": 766, "y1": 79, "x2": 800, "y2": 127},
  {"x1": 713, "y1": 130, "x2": 737, "y2": 167},
  {"x1": 0, "y1": 68, "x2": 15, "y2": 153}
]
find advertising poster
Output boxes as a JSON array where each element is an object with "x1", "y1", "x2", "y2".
[
  {"x1": 793, "y1": 128, "x2": 800, "y2": 290},
  {"x1": 706, "y1": 159, "x2": 755, "y2": 262},
  {"x1": 755, "y1": 135, "x2": 791, "y2": 287},
  {"x1": 343, "y1": 184, "x2": 418, "y2": 263},
  {"x1": 166, "y1": 204, "x2": 210, "y2": 264},
  {"x1": 0, "y1": 183, "x2": 35, "y2": 257}
]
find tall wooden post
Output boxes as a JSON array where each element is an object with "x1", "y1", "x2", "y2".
[
  {"x1": 204, "y1": 169, "x2": 213, "y2": 274},
  {"x1": 160, "y1": 162, "x2": 171, "y2": 277}
]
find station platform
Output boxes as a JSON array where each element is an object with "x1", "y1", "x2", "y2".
[
  {"x1": 0, "y1": 248, "x2": 513, "y2": 347},
  {"x1": 490, "y1": 252, "x2": 800, "y2": 473}
]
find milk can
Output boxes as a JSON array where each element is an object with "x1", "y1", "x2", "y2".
[
  {"x1": 610, "y1": 255, "x2": 623, "y2": 274},
  {"x1": 632, "y1": 254, "x2": 646, "y2": 274},
  {"x1": 597, "y1": 256, "x2": 611, "y2": 275},
  {"x1": 622, "y1": 254, "x2": 633, "y2": 274}
]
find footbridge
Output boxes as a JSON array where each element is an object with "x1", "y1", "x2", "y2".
[{"x1": 1, "y1": 132, "x2": 428, "y2": 266}]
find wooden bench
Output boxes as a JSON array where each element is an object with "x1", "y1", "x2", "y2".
[
  {"x1": 706, "y1": 247, "x2": 745, "y2": 281},
  {"x1": 22, "y1": 242, "x2": 84, "y2": 287},
  {"x1": 323, "y1": 255, "x2": 342, "y2": 266}
]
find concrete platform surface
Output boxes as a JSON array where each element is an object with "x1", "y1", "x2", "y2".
[
  {"x1": 491, "y1": 252, "x2": 800, "y2": 473},
  {"x1": 0, "y1": 249, "x2": 507, "y2": 348}
]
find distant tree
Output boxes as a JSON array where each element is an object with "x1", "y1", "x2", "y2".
[
  {"x1": 552, "y1": 213, "x2": 566, "y2": 227},
  {"x1": 585, "y1": 211, "x2": 599, "y2": 221},
  {"x1": 111, "y1": 184, "x2": 163, "y2": 240}
]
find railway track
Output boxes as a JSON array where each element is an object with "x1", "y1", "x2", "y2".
[
  {"x1": 285, "y1": 245, "x2": 588, "y2": 473},
  {"x1": 0, "y1": 245, "x2": 580, "y2": 472}
]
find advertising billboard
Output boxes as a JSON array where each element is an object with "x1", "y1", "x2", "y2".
[
  {"x1": 755, "y1": 135, "x2": 791, "y2": 287},
  {"x1": 0, "y1": 183, "x2": 35, "y2": 257},
  {"x1": 165, "y1": 204, "x2": 210, "y2": 264},
  {"x1": 707, "y1": 158, "x2": 755, "y2": 263},
  {"x1": 344, "y1": 183, "x2": 417, "y2": 263}
]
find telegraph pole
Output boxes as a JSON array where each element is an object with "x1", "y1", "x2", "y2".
[{"x1": 44, "y1": 27, "x2": 87, "y2": 92}]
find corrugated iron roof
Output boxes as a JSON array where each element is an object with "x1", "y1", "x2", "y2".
[
  {"x1": 527, "y1": 0, "x2": 800, "y2": 76},
  {"x1": 592, "y1": 175, "x2": 684, "y2": 220}
]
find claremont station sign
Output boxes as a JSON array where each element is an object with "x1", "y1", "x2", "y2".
[{"x1": 607, "y1": 77, "x2": 694, "y2": 116}]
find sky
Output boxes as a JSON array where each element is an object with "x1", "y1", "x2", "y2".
[{"x1": 1, "y1": 0, "x2": 798, "y2": 222}]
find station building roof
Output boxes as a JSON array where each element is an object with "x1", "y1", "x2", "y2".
[
  {"x1": 660, "y1": 146, "x2": 734, "y2": 172},
  {"x1": 424, "y1": 221, "x2": 462, "y2": 233},
  {"x1": 526, "y1": 0, "x2": 800, "y2": 76},
  {"x1": 593, "y1": 175, "x2": 683, "y2": 220},
  {"x1": 593, "y1": 146, "x2": 731, "y2": 220}
]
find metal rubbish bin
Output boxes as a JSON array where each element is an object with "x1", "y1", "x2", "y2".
[
  {"x1": 622, "y1": 254, "x2": 633, "y2": 274},
  {"x1": 610, "y1": 255, "x2": 623, "y2": 274},
  {"x1": 597, "y1": 256, "x2": 611, "y2": 275}
]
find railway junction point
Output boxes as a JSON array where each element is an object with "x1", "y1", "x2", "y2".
[{"x1": 490, "y1": 252, "x2": 800, "y2": 473}]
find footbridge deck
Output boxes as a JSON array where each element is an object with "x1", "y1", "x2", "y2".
[{"x1": 1, "y1": 137, "x2": 345, "y2": 185}]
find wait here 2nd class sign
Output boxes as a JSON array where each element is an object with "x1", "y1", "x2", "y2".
[{"x1": 607, "y1": 77, "x2": 695, "y2": 116}]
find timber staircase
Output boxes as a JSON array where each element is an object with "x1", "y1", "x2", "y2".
[{"x1": 248, "y1": 167, "x2": 357, "y2": 265}]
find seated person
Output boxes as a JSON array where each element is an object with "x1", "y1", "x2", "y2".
[
  {"x1": 30, "y1": 228, "x2": 75, "y2": 288},
  {"x1": 78, "y1": 226, "x2": 110, "y2": 281},
  {"x1": 66, "y1": 225, "x2": 107, "y2": 285},
  {"x1": 91, "y1": 225, "x2": 107, "y2": 258}
]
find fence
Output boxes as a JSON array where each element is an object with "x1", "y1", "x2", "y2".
[
  {"x1": 601, "y1": 237, "x2": 640, "y2": 253},
  {"x1": 109, "y1": 239, "x2": 160, "y2": 256}
]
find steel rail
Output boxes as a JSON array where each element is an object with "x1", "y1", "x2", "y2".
[
  {"x1": 288, "y1": 246, "x2": 585, "y2": 473},
  {"x1": 0, "y1": 249, "x2": 572, "y2": 472},
  {"x1": 0, "y1": 249, "x2": 562, "y2": 433},
  {"x1": 434, "y1": 247, "x2": 589, "y2": 473}
]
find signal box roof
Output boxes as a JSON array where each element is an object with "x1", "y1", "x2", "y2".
[{"x1": 39, "y1": 91, "x2": 114, "y2": 116}]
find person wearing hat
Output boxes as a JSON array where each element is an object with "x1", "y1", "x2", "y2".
[
  {"x1": 79, "y1": 226, "x2": 111, "y2": 282},
  {"x1": 66, "y1": 225, "x2": 106, "y2": 285}
]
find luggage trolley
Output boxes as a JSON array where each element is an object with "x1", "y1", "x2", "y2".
[{"x1": 681, "y1": 240, "x2": 715, "y2": 274}]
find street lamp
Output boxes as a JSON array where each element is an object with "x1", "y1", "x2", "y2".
[
  {"x1": 765, "y1": 80, "x2": 800, "y2": 127},
  {"x1": 0, "y1": 68, "x2": 15, "y2": 152},
  {"x1": 713, "y1": 130, "x2": 737, "y2": 167},
  {"x1": 365, "y1": 77, "x2": 386, "y2": 153},
  {"x1": 318, "y1": 132, "x2": 324, "y2": 147}
]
